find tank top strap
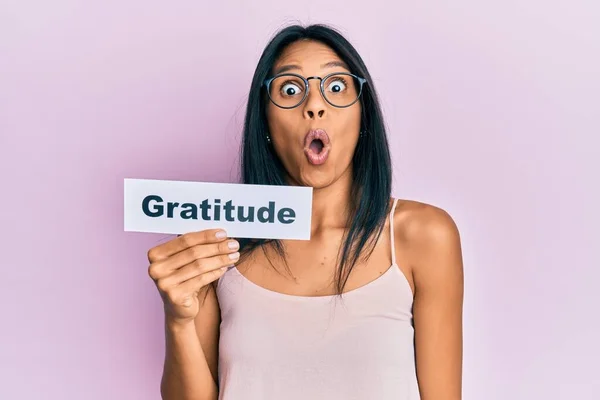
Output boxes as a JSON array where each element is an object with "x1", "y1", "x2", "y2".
[{"x1": 389, "y1": 198, "x2": 399, "y2": 265}]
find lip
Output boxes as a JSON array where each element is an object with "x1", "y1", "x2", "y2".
[{"x1": 303, "y1": 129, "x2": 331, "y2": 165}]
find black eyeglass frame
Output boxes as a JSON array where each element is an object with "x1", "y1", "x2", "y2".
[{"x1": 263, "y1": 72, "x2": 368, "y2": 109}]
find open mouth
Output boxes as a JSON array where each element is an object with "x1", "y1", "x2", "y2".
[
  {"x1": 309, "y1": 138, "x2": 325, "y2": 154},
  {"x1": 304, "y1": 129, "x2": 331, "y2": 165}
]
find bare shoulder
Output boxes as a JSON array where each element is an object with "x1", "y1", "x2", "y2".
[
  {"x1": 393, "y1": 199, "x2": 460, "y2": 243},
  {"x1": 392, "y1": 199, "x2": 463, "y2": 277}
]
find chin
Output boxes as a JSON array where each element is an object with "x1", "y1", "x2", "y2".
[
  {"x1": 284, "y1": 152, "x2": 350, "y2": 189},
  {"x1": 303, "y1": 177, "x2": 335, "y2": 189},
  {"x1": 296, "y1": 166, "x2": 337, "y2": 189}
]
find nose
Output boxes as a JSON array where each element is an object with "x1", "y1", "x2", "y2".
[{"x1": 303, "y1": 78, "x2": 327, "y2": 119}]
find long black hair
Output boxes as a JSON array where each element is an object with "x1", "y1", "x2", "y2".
[{"x1": 237, "y1": 24, "x2": 393, "y2": 295}]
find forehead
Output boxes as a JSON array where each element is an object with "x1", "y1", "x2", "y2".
[{"x1": 273, "y1": 40, "x2": 347, "y2": 74}]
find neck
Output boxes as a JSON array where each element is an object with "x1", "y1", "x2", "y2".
[{"x1": 309, "y1": 167, "x2": 354, "y2": 233}]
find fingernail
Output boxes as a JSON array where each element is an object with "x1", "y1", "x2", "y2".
[
  {"x1": 229, "y1": 252, "x2": 240, "y2": 260},
  {"x1": 228, "y1": 241, "x2": 239, "y2": 250},
  {"x1": 216, "y1": 231, "x2": 227, "y2": 239}
]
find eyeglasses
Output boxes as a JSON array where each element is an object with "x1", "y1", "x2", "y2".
[{"x1": 264, "y1": 72, "x2": 367, "y2": 109}]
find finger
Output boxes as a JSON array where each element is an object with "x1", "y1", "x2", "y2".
[
  {"x1": 176, "y1": 266, "x2": 229, "y2": 296},
  {"x1": 168, "y1": 239, "x2": 239, "y2": 272},
  {"x1": 147, "y1": 229, "x2": 228, "y2": 262},
  {"x1": 148, "y1": 239, "x2": 239, "y2": 280},
  {"x1": 159, "y1": 251, "x2": 240, "y2": 287}
]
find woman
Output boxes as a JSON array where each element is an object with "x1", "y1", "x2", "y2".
[{"x1": 147, "y1": 24, "x2": 464, "y2": 400}]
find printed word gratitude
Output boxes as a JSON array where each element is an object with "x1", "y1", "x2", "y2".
[{"x1": 142, "y1": 195, "x2": 296, "y2": 224}]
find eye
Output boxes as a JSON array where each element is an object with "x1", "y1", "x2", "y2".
[
  {"x1": 280, "y1": 81, "x2": 303, "y2": 97},
  {"x1": 326, "y1": 78, "x2": 347, "y2": 93}
]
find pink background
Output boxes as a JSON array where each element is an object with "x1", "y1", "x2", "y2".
[{"x1": 1, "y1": 1, "x2": 598, "y2": 399}]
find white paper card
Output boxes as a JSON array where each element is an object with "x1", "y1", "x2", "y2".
[{"x1": 124, "y1": 178, "x2": 313, "y2": 240}]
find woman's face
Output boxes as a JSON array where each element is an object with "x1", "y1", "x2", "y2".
[{"x1": 266, "y1": 40, "x2": 362, "y2": 189}]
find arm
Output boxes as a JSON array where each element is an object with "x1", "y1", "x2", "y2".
[
  {"x1": 406, "y1": 207, "x2": 464, "y2": 399},
  {"x1": 161, "y1": 284, "x2": 221, "y2": 400}
]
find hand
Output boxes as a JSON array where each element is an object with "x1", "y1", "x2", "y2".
[{"x1": 147, "y1": 229, "x2": 240, "y2": 324}]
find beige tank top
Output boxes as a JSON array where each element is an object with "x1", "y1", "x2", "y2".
[{"x1": 216, "y1": 198, "x2": 420, "y2": 399}]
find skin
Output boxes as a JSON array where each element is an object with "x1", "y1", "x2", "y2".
[{"x1": 149, "y1": 40, "x2": 464, "y2": 400}]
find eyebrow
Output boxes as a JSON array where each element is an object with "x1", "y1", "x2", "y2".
[{"x1": 273, "y1": 60, "x2": 350, "y2": 75}]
